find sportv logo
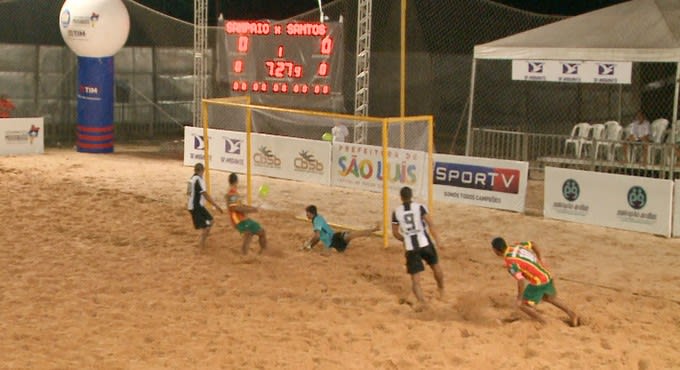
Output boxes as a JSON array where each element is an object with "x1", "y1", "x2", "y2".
[
  {"x1": 433, "y1": 162, "x2": 520, "y2": 194},
  {"x1": 294, "y1": 150, "x2": 323, "y2": 172}
]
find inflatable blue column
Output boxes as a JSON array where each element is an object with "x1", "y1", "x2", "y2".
[
  {"x1": 59, "y1": 0, "x2": 129, "y2": 153},
  {"x1": 77, "y1": 57, "x2": 114, "y2": 153}
]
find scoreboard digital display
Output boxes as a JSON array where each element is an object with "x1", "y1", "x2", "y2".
[{"x1": 222, "y1": 20, "x2": 343, "y2": 107}]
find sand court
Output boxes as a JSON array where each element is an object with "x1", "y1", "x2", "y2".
[{"x1": 1, "y1": 146, "x2": 679, "y2": 369}]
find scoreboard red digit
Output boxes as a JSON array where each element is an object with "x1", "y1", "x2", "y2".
[{"x1": 223, "y1": 20, "x2": 343, "y2": 106}]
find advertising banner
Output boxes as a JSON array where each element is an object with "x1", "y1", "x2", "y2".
[
  {"x1": 673, "y1": 181, "x2": 680, "y2": 238},
  {"x1": 0, "y1": 117, "x2": 44, "y2": 155},
  {"x1": 251, "y1": 133, "x2": 331, "y2": 185},
  {"x1": 432, "y1": 154, "x2": 528, "y2": 213},
  {"x1": 512, "y1": 60, "x2": 632, "y2": 84},
  {"x1": 544, "y1": 167, "x2": 672, "y2": 236},
  {"x1": 330, "y1": 142, "x2": 427, "y2": 197}
]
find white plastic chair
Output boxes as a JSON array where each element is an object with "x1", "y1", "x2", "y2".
[
  {"x1": 595, "y1": 121, "x2": 622, "y2": 161},
  {"x1": 581, "y1": 123, "x2": 605, "y2": 158},
  {"x1": 647, "y1": 118, "x2": 670, "y2": 164},
  {"x1": 564, "y1": 122, "x2": 592, "y2": 158}
]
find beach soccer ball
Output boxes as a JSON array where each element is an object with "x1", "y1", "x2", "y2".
[
  {"x1": 322, "y1": 132, "x2": 333, "y2": 142},
  {"x1": 258, "y1": 183, "x2": 270, "y2": 198}
]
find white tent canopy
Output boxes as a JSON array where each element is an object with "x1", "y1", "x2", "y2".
[
  {"x1": 474, "y1": 0, "x2": 680, "y2": 62},
  {"x1": 466, "y1": 0, "x2": 680, "y2": 155}
]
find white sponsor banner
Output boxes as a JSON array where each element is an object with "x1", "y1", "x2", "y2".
[
  {"x1": 432, "y1": 154, "x2": 528, "y2": 213},
  {"x1": 673, "y1": 181, "x2": 680, "y2": 237},
  {"x1": 330, "y1": 142, "x2": 427, "y2": 196},
  {"x1": 512, "y1": 60, "x2": 632, "y2": 84},
  {"x1": 545, "y1": 167, "x2": 672, "y2": 236},
  {"x1": 184, "y1": 126, "x2": 239, "y2": 171},
  {"x1": 0, "y1": 117, "x2": 44, "y2": 155},
  {"x1": 251, "y1": 133, "x2": 331, "y2": 185}
]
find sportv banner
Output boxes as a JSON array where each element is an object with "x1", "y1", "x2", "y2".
[
  {"x1": 330, "y1": 142, "x2": 427, "y2": 197},
  {"x1": 544, "y1": 167, "x2": 672, "y2": 237},
  {"x1": 432, "y1": 154, "x2": 528, "y2": 213},
  {"x1": 0, "y1": 117, "x2": 44, "y2": 155},
  {"x1": 512, "y1": 60, "x2": 632, "y2": 84},
  {"x1": 251, "y1": 133, "x2": 331, "y2": 185}
]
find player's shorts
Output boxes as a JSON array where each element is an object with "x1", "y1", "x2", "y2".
[
  {"x1": 404, "y1": 245, "x2": 438, "y2": 274},
  {"x1": 522, "y1": 279, "x2": 556, "y2": 306},
  {"x1": 330, "y1": 232, "x2": 349, "y2": 252},
  {"x1": 189, "y1": 207, "x2": 213, "y2": 229},
  {"x1": 236, "y1": 219, "x2": 262, "y2": 234}
]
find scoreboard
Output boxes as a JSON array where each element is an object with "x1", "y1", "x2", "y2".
[{"x1": 221, "y1": 20, "x2": 344, "y2": 108}]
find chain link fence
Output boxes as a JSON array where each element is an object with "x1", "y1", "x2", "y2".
[{"x1": 0, "y1": 0, "x2": 563, "y2": 148}]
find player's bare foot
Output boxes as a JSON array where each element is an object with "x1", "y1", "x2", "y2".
[
  {"x1": 413, "y1": 301, "x2": 428, "y2": 312},
  {"x1": 569, "y1": 315, "x2": 581, "y2": 327},
  {"x1": 437, "y1": 288, "x2": 446, "y2": 301}
]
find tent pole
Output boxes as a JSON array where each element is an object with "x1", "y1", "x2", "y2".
[
  {"x1": 465, "y1": 58, "x2": 477, "y2": 156},
  {"x1": 670, "y1": 62, "x2": 679, "y2": 178},
  {"x1": 618, "y1": 84, "x2": 622, "y2": 124}
]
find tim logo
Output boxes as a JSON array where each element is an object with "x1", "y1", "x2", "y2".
[
  {"x1": 193, "y1": 135, "x2": 205, "y2": 150},
  {"x1": 562, "y1": 179, "x2": 580, "y2": 201},
  {"x1": 433, "y1": 162, "x2": 520, "y2": 194},
  {"x1": 294, "y1": 150, "x2": 323, "y2": 172},
  {"x1": 78, "y1": 85, "x2": 100, "y2": 98},
  {"x1": 598, "y1": 63, "x2": 615, "y2": 75},
  {"x1": 528, "y1": 62, "x2": 544, "y2": 73},
  {"x1": 627, "y1": 186, "x2": 647, "y2": 210},
  {"x1": 562, "y1": 63, "x2": 580, "y2": 75},
  {"x1": 224, "y1": 138, "x2": 242, "y2": 154},
  {"x1": 253, "y1": 146, "x2": 281, "y2": 167}
]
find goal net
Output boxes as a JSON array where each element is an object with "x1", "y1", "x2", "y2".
[{"x1": 184, "y1": 97, "x2": 433, "y2": 247}]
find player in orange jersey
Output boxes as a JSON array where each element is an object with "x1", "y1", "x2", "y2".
[{"x1": 491, "y1": 237, "x2": 579, "y2": 327}]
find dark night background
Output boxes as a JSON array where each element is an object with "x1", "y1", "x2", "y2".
[{"x1": 136, "y1": 0, "x2": 629, "y2": 24}]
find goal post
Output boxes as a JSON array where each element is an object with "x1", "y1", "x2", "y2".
[{"x1": 196, "y1": 98, "x2": 433, "y2": 248}]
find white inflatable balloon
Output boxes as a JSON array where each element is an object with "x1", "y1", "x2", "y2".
[{"x1": 59, "y1": 0, "x2": 130, "y2": 57}]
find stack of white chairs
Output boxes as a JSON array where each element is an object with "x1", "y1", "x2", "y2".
[
  {"x1": 564, "y1": 122, "x2": 592, "y2": 158},
  {"x1": 647, "y1": 118, "x2": 670, "y2": 164},
  {"x1": 581, "y1": 123, "x2": 605, "y2": 158},
  {"x1": 594, "y1": 121, "x2": 622, "y2": 161}
]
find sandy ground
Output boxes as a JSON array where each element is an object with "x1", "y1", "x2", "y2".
[{"x1": 1, "y1": 145, "x2": 679, "y2": 369}]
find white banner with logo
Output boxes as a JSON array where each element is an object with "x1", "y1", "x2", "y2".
[
  {"x1": 545, "y1": 167, "x2": 672, "y2": 236},
  {"x1": 330, "y1": 142, "x2": 427, "y2": 197},
  {"x1": 432, "y1": 154, "x2": 528, "y2": 213},
  {"x1": 251, "y1": 133, "x2": 331, "y2": 185},
  {"x1": 184, "y1": 127, "x2": 331, "y2": 185},
  {"x1": 512, "y1": 60, "x2": 632, "y2": 84},
  {"x1": 0, "y1": 117, "x2": 44, "y2": 155},
  {"x1": 673, "y1": 181, "x2": 680, "y2": 238},
  {"x1": 184, "y1": 127, "x2": 247, "y2": 174}
]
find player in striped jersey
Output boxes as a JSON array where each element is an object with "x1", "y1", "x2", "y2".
[
  {"x1": 187, "y1": 163, "x2": 223, "y2": 248},
  {"x1": 491, "y1": 237, "x2": 579, "y2": 326},
  {"x1": 391, "y1": 186, "x2": 444, "y2": 308}
]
